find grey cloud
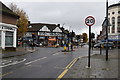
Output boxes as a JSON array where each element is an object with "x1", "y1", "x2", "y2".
[{"x1": 4, "y1": 2, "x2": 117, "y2": 35}]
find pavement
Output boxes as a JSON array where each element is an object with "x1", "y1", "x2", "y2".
[
  {"x1": 63, "y1": 48, "x2": 120, "y2": 79},
  {"x1": 1, "y1": 47, "x2": 38, "y2": 58}
]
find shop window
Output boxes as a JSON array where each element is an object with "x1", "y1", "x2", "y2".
[{"x1": 5, "y1": 31, "x2": 13, "y2": 46}]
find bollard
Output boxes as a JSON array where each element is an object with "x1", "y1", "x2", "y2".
[{"x1": 63, "y1": 44, "x2": 67, "y2": 51}]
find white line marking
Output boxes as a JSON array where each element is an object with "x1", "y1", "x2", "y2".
[
  {"x1": 53, "y1": 52, "x2": 62, "y2": 55},
  {"x1": 53, "y1": 53, "x2": 60, "y2": 55},
  {"x1": 0, "y1": 59, "x2": 26, "y2": 68},
  {"x1": 25, "y1": 57, "x2": 47, "y2": 65}
]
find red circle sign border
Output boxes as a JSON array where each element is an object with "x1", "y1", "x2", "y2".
[{"x1": 85, "y1": 16, "x2": 95, "y2": 26}]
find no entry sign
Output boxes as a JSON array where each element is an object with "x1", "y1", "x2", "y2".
[{"x1": 85, "y1": 16, "x2": 95, "y2": 26}]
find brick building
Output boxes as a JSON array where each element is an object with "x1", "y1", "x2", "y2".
[{"x1": 0, "y1": 2, "x2": 19, "y2": 50}]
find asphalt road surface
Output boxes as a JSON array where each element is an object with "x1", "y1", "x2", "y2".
[
  {"x1": 2, "y1": 47, "x2": 81, "y2": 78},
  {"x1": 2, "y1": 46, "x2": 117, "y2": 79}
]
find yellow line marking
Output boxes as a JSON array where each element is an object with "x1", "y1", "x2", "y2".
[
  {"x1": 65, "y1": 58, "x2": 76, "y2": 69},
  {"x1": 69, "y1": 58, "x2": 77, "y2": 69},
  {"x1": 0, "y1": 71, "x2": 13, "y2": 77},
  {"x1": 56, "y1": 58, "x2": 78, "y2": 80},
  {"x1": 56, "y1": 69, "x2": 68, "y2": 80}
]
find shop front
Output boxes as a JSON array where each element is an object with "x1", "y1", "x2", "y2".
[
  {"x1": 0, "y1": 23, "x2": 17, "y2": 50},
  {"x1": 48, "y1": 36, "x2": 57, "y2": 47}
]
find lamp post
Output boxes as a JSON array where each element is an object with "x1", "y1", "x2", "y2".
[
  {"x1": 102, "y1": 0, "x2": 111, "y2": 61},
  {"x1": 67, "y1": 26, "x2": 71, "y2": 51},
  {"x1": 71, "y1": 30, "x2": 74, "y2": 51}
]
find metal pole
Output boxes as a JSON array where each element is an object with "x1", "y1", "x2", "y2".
[
  {"x1": 68, "y1": 26, "x2": 71, "y2": 51},
  {"x1": 68, "y1": 32, "x2": 69, "y2": 51},
  {"x1": 106, "y1": 0, "x2": 108, "y2": 61},
  {"x1": 88, "y1": 26, "x2": 91, "y2": 67},
  {"x1": 100, "y1": 44, "x2": 102, "y2": 55}
]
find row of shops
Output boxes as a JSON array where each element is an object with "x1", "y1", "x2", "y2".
[{"x1": 24, "y1": 23, "x2": 66, "y2": 47}]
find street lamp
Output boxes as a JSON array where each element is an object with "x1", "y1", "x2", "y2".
[{"x1": 102, "y1": 0, "x2": 111, "y2": 61}]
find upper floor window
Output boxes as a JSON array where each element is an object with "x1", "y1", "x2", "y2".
[
  {"x1": 117, "y1": 27, "x2": 120, "y2": 33},
  {"x1": 118, "y1": 16, "x2": 120, "y2": 23},
  {"x1": 112, "y1": 12, "x2": 115, "y2": 14},
  {"x1": 112, "y1": 17, "x2": 115, "y2": 33},
  {"x1": 118, "y1": 11, "x2": 120, "y2": 14},
  {"x1": 108, "y1": 18, "x2": 110, "y2": 33},
  {"x1": 118, "y1": 16, "x2": 120, "y2": 33}
]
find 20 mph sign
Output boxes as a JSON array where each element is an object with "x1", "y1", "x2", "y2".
[
  {"x1": 85, "y1": 16, "x2": 95, "y2": 26},
  {"x1": 85, "y1": 16, "x2": 95, "y2": 68}
]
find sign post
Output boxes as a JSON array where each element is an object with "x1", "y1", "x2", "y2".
[{"x1": 85, "y1": 16, "x2": 95, "y2": 68}]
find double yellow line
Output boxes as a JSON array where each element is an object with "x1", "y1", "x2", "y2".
[
  {"x1": 0, "y1": 71, "x2": 13, "y2": 77},
  {"x1": 56, "y1": 58, "x2": 78, "y2": 80}
]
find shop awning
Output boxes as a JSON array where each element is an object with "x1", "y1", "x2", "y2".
[{"x1": 101, "y1": 39, "x2": 120, "y2": 42}]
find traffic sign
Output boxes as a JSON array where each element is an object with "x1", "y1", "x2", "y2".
[
  {"x1": 85, "y1": 16, "x2": 95, "y2": 26},
  {"x1": 85, "y1": 16, "x2": 95, "y2": 68}
]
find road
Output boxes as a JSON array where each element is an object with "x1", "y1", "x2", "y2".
[
  {"x1": 1, "y1": 45, "x2": 118, "y2": 79},
  {"x1": 2, "y1": 47, "x2": 79, "y2": 78}
]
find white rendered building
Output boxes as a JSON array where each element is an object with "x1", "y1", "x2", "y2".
[{"x1": 108, "y1": 2, "x2": 120, "y2": 40}]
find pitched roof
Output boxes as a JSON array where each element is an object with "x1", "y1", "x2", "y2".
[
  {"x1": 0, "y1": 1, "x2": 19, "y2": 19},
  {"x1": 28, "y1": 23, "x2": 60, "y2": 32}
]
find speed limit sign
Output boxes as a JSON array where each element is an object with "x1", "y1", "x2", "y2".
[
  {"x1": 85, "y1": 16, "x2": 95, "y2": 68},
  {"x1": 85, "y1": 16, "x2": 95, "y2": 26}
]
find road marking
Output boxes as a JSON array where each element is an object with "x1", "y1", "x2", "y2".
[
  {"x1": 53, "y1": 52, "x2": 61, "y2": 55},
  {"x1": 0, "y1": 71, "x2": 13, "y2": 77},
  {"x1": 0, "y1": 59, "x2": 26, "y2": 68},
  {"x1": 68, "y1": 58, "x2": 78, "y2": 69},
  {"x1": 56, "y1": 58, "x2": 79, "y2": 80},
  {"x1": 25, "y1": 57, "x2": 47, "y2": 65},
  {"x1": 56, "y1": 69, "x2": 68, "y2": 80},
  {"x1": 65, "y1": 58, "x2": 76, "y2": 69}
]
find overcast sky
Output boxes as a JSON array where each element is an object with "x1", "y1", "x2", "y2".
[{"x1": 1, "y1": 0, "x2": 119, "y2": 37}]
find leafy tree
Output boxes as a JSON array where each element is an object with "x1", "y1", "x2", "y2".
[
  {"x1": 9, "y1": 3, "x2": 29, "y2": 39},
  {"x1": 82, "y1": 33, "x2": 88, "y2": 43}
]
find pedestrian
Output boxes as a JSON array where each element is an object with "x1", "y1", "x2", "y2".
[{"x1": 31, "y1": 42, "x2": 34, "y2": 50}]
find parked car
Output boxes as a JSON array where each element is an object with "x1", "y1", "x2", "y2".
[
  {"x1": 35, "y1": 42, "x2": 42, "y2": 47},
  {"x1": 94, "y1": 42, "x2": 114, "y2": 49},
  {"x1": 17, "y1": 39, "x2": 22, "y2": 46}
]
